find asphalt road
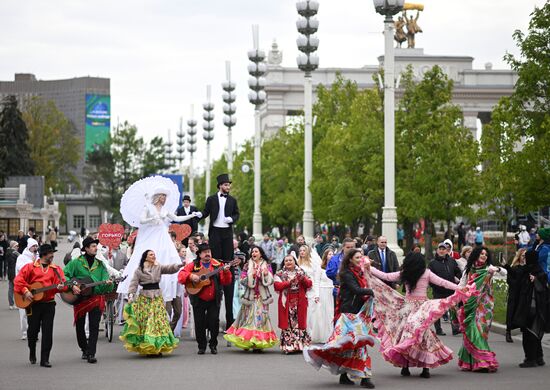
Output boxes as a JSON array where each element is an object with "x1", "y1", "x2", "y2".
[{"x1": 0, "y1": 239, "x2": 548, "y2": 390}]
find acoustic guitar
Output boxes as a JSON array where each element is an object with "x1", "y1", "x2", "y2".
[
  {"x1": 185, "y1": 259, "x2": 240, "y2": 296},
  {"x1": 60, "y1": 275, "x2": 126, "y2": 306},
  {"x1": 14, "y1": 280, "x2": 77, "y2": 309}
]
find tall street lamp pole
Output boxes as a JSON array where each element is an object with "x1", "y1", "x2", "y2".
[
  {"x1": 296, "y1": 0, "x2": 319, "y2": 244},
  {"x1": 203, "y1": 85, "x2": 215, "y2": 200},
  {"x1": 187, "y1": 105, "x2": 197, "y2": 201},
  {"x1": 373, "y1": 0, "x2": 404, "y2": 257},
  {"x1": 222, "y1": 61, "x2": 237, "y2": 171},
  {"x1": 248, "y1": 24, "x2": 267, "y2": 241}
]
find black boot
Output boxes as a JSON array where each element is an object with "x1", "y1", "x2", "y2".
[
  {"x1": 505, "y1": 331, "x2": 513, "y2": 343},
  {"x1": 400, "y1": 367, "x2": 410, "y2": 376},
  {"x1": 87, "y1": 355, "x2": 97, "y2": 364},
  {"x1": 360, "y1": 378, "x2": 375, "y2": 388},
  {"x1": 339, "y1": 373, "x2": 354, "y2": 385},
  {"x1": 29, "y1": 348, "x2": 36, "y2": 365},
  {"x1": 420, "y1": 368, "x2": 430, "y2": 378}
]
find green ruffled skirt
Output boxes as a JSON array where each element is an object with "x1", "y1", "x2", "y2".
[{"x1": 119, "y1": 295, "x2": 179, "y2": 355}]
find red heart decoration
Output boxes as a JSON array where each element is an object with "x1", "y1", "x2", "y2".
[
  {"x1": 169, "y1": 224, "x2": 193, "y2": 242},
  {"x1": 98, "y1": 223, "x2": 125, "y2": 249}
]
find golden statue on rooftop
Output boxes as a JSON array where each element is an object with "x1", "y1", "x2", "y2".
[{"x1": 395, "y1": 3, "x2": 424, "y2": 49}]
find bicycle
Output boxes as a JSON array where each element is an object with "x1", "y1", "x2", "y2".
[{"x1": 103, "y1": 291, "x2": 119, "y2": 342}]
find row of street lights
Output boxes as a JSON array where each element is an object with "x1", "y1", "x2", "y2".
[{"x1": 165, "y1": 0, "x2": 404, "y2": 252}]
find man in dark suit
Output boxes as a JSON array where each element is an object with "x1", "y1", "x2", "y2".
[
  {"x1": 367, "y1": 235, "x2": 400, "y2": 289},
  {"x1": 176, "y1": 195, "x2": 200, "y2": 242},
  {"x1": 200, "y1": 173, "x2": 240, "y2": 331}
]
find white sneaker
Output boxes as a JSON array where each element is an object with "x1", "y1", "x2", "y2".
[
  {"x1": 9, "y1": 305, "x2": 15, "y2": 310},
  {"x1": 21, "y1": 334, "x2": 27, "y2": 340}
]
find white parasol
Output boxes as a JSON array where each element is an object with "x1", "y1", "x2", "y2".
[{"x1": 120, "y1": 176, "x2": 180, "y2": 227}]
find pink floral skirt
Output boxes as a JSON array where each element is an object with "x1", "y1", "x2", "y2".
[{"x1": 368, "y1": 275, "x2": 466, "y2": 368}]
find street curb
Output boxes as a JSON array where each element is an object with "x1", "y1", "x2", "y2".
[{"x1": 491, "y1": 321, "x2": 519, "y2": 336}]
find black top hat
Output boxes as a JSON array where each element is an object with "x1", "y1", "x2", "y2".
[
  {"x1": 183, "y1": 195, "x2": 191, "y2": 202},
  {"x1": 82, "y1": 236, "x2": 100, "y2": 248},
  {"x1": 216, "y1": 173, "x2": 232, "y2": 187},
  {"x1": 39, "y1": 244, "x2": 57, "y2": 257},
  {"x1": 196, "y1": 243, "x2": 211, "y2": 255}
]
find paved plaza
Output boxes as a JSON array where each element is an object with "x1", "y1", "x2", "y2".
[{"x1": 0, "y1": 239, "x2": 548, "y2": 390}]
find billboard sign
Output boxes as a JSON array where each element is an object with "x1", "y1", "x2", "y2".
[{"x1": 85, "y1": 94, "x2": 111, "y2": 154}]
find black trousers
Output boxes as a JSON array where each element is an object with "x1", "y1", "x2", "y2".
[
  {"x1": 209, "y1": 226, "x2": 234, "y2": 328},
  {"x1": 75, "y1": 307, "x2": 102, "y2": 356},
  {"x1": 192, "y1": 299, "x2": 220, "y2": 350},
  {"x1": 27, "y1": 301, "x2": 56, "y2": 363},
  {"x1": 522, "y1": 328, "x2": 543, "y2": 362}
]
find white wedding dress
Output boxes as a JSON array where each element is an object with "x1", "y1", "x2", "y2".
[{"x1": 117, "y1": 204, "x2": 194, "y2": 301}]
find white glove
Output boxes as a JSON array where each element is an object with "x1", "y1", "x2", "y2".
[
  {"x1": 193, "y1": 211, "x2": 203, "y2": 218},
  {"x1": 224, "y1": 217, "x2": 233, "y2": 224}
]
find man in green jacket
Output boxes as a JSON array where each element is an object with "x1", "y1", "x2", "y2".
[{"x1": 64, "y1": 236, "x2": 113, "y2": 364}]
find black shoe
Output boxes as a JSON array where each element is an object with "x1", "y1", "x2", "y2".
[
  {"x1": 197, "y1": 349, "x2": 205, "y2": 355},
  {"x1": 81, "y1": 352, "x2": 88, "y2": 360},
  {"x1": 537, "y1": 359, "x2": 545, "y2": 366},
  {"x1": 40, "y1": 361, "x2": 52, "y2": 368},
  {"x1": 519, "y1": 361, "x2": 537, "y2": 368},
  {"x1": 420, "y1": 368, "x2": 430, "y2": 378},
  {"x1": 339, "y1": 373, "x2": 354, "y2": 385},
  {"x1": 505, "y1": 331, "x2": 513, "y2": 343},
  {"x1": 435, "y1": 330, "x2": 446, "y2": 336},
  {"x1": 400, "y1": 367, "x2": 410, "y2": 376},
  {"x1": 210, "y1": 347, "x2": 218, "y2": 355},
  {"x1": 29, "y1": 351, "x2": 36, "y2": 365},
  {"x1": 360, "y1": 378, "x2": 375, "y2": 388},
  {"x1": 452, "y1": 330, "x2": 461, "y2": 336},
  {"x1": 87, "y1": 355, "x2": 97, "y2": 364},
  {"x1": 252, "y1": 349, "x2": 263, "y2": 354}
]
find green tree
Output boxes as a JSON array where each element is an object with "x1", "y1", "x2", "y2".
[
  {"x1": 142, "y1": 136, "x2": 169, "y2": 177},
  {"x1": 0, "y1": 95, "x2": 34, "y2": 185},
  {"x1": 480, "y1": 97, "x2": 523, "y2": 260},
  {"x1": 22, "y1": 96, "x2": 80, "y2": 191},
  {"x1": 503, "y1": 2, "x2": 550, "y2": 210},
  {"x1": 396, "y1": 66, "x2": 480, "y2": 257},
  {"x1": 86, "y1": 140, "x2": 118, "y2": 219}
]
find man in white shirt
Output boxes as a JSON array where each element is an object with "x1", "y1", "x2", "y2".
[{"x1": 200, "y1": 173, "x2": 240, "y2": 330}]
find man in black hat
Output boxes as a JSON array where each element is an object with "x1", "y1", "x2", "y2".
[
  {"x1": 178, "y1": 243, "x2": 232, "y2": 354},
  {"x1": 200, "y1": 173, "x2": 240, "y2": 331},
  {"x1": 63, "y1": 236, "x2": 114, "y2": 363},
  {"x1": 176, "y1": 195, "x2": 200, "y2": 240},
  {"x1": 14, "y1": 244, "x2": 73, "y2": 367}
]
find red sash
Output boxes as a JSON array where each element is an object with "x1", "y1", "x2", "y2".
[{"x1": 73, "y1": 295, "x2": 105, "y2": 325}]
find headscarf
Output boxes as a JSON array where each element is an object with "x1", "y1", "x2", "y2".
[{"x1": 538, "y1": 228, "x2": 550, "y2": 242}]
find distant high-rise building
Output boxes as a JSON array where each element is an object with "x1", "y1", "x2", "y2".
[{"x1": 0, "y1": 73, "x2": 111, "y2": 187}]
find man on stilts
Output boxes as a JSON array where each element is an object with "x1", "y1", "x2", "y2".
[{"x1": 200, "y1": 173, "x2": 240, "y2": 334}]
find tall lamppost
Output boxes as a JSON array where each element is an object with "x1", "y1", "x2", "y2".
[
  {"x1": 247, "y1": 24, "x2": 267, "y2": 240},
  {"x1": 222, "y1": 61, "x2": 237, "y2": 171},
  {"x1": 164, "y1": 129, "x2": 175, "y2": 173},
  {"x1": 176, "y1": 117, "x2": 186, "y2": 173},
  {"x1": 203, "y1": 85, "x2": 215, "y2": 200},
  {"x1": 373, "y1": 0, "x2": 404, "y2": 257},
  {"x1": 187, "y1": 105, "x2": 198, "y2": 201},
  {"x1": 296, "y1": 0, "x2": 319, "y2": 243}
]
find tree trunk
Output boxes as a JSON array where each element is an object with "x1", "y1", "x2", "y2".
[
  {"x1": 404, "y1": 219, "x2": 414, "y2": 254},
  {"x1": 502, "y1": 217, "x2": 509, "y2": 265},
  {"x1": 424, "y1": 217, "x2": 434, "y2": 260}
]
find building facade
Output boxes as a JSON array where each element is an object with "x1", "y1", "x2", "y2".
[{"x1": 261, "y1": 45, "x2": 517, "y2": 139}]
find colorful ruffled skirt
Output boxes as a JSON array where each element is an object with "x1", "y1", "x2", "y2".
[
  {"x1": 368, "y1": 275, "x2": 467, "y2": 368},
  {"x1": 303, "y1": 300, "x2": 375, "y2": 379},
  {"x1": 119, "y1": 295, "x2": 179, "y2": 355},
  {"x1": 224, "y1": 296, "x2": 278, "y2": 350},
  {"x1": 280, "y1": 296, "x2": 311, "y2": 353}
]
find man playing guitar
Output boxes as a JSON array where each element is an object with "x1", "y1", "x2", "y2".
[
  {"x1": 14, "y1": 244, "x2": 76, "y2": 367},
  {"x1": 178, "y1": 243, "x2": 232, "y2": 355},
  {"x1": 63, "y1": 236, "x2": 113, "y2": 363}
]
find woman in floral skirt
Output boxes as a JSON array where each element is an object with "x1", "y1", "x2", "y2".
[
  {"x1": 274, "y1": 254, "x2": 313, "y2": 354},
  {"x1": 119, "y1": 249, "x2": 183, "y2": 356},
  {"x1": 224, "y1": 245, "x2": 278, "y2": 351}
]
